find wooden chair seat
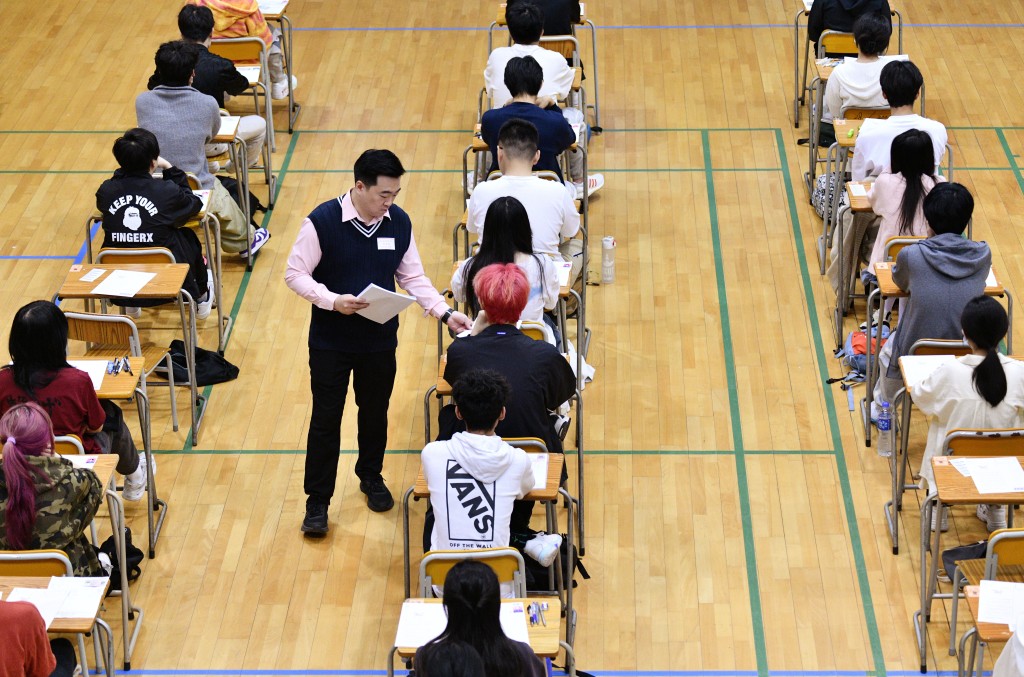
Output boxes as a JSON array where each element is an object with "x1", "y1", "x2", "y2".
[{"x1": 957, "y1": 558, "x2": 1024, "y2": 586}]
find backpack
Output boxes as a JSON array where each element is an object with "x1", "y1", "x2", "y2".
[
  {"x1": 524, "y1": 534, "x2": 590, "y2": 592},
  {"x1": 98, "y1": 527, "x2": 144, "y2": 593},
  {"x1": 153, "y1": 339, "x2": 239, "y2": 386},
  {"x1": 217, "y1": 175, "x2": 267, "y2": 227},
  {"x1": 811, "y1": 172, "x2": 849, "y2": 220},
  {"x1": 836, "y1": 324, "x2": 890, "y2": 374}
]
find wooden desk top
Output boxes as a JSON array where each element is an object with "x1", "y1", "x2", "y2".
[
  {"x1": 413, "y1": 450, "x2": 564, "y2": 502},
  {"x1": 814, "y1": 62, "x2": 836, "y2": 81},
  {"x1": 874, "y1": 262, "x2": 1005, "y2": 297},
  {"x1": 58, "y1": 454, "x2": 117, "y2": 492},
  {"x1": 965, "y1": 585, "x2": 1014, "y2": 643},
  {"x1": 58, "y1": 263, "x2": 189, "y2": 300},
  {"x1": 0, "y1": 576, "x2": 110, "y2": 633},
  {"x1": 932, "y1": 456, "x2": 1024, "y2": 505},
  {"x1": 833, "y1": 119, "x2": 864, "y2": 148},
  {"x1": 396, "y1": 597, "x2": 563, "y2": 657},
  {"x1": 846, "y1": 181, "x2": 871, "y2": 211},
  {"x1": 66, "y1": 357, "x2": 144, "y2": 400}
]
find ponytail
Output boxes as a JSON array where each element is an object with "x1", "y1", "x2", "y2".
[
  {"x1": 890, "y1": 129, "x2": 938, "y2": 235},
  {"x1": 961, "y1": 296, "x2": 1010, "y2": 407},
  {"x1": 0, "y1": 402, "x2": 56, "y2": 549},
  {"x1": 972, "y1": 348, "x2": 1009, "y2": 407}
]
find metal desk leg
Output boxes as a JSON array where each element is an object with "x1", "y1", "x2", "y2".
[
  {"x1": 583, "y1": 19, "x2": 600, "y2": 130},
  {"x1": 178, "y1": 292, "x2": 205, "y2": 446},
  {"x1": 573, "y1": 389, "x2": 585, "y2": 556},
  {"x1": 135, "y1": 387, "x2": 166, "y2": 558},
  {"x1": 862, "y1": 286, "x2": 880, "y2": 446},
  {"x1": 279, "y1": 15, "x2": 301, "y2": 132},
  {"x1": 559, "y1": 487, "x2": 576, "y2": 647},
  {"x1": 402, "y1": 486, "x2": 416, "y2": 600}
]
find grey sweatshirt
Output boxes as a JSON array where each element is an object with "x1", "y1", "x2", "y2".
[
  {"x1": 135, "y1": 86, "x2": 220, "y2": 190},
  {"x1": 888, "y1": 233, "x2": 992, "y2": 377}
]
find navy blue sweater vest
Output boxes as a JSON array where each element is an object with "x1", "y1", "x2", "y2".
[{"x1": 307, "y1": 198, "x2": 413, "y2": 353}]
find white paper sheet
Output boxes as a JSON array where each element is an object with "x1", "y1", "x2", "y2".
[
  {"x1": 803, "y1": 0, "x2": 813, "y2": 11},
  {"x1": 899, "y1": 354, "x2": 958, "y2": 391},
  {"x1": 193, "y1": 189, "x2": 211, "y2": 213},
  {"x1": 978, "y1": 580, "x2": 1024, "y2": 625},
  {"x1": 965, "y1": 457, "x2": 1024, "y2": 494},
  {"x1": 531, "y1": 453, "x2": 549, "y2": 490},
  {"x1": 80, "y1": 268, "x2": 105, "y2": 283},
  {"x1": 987, "y1": 268, "x2": 999, "y2": 288},
  {"x1": 498, "y1": 601, "x2": 530, "y2": 643},
  {"x1": 67, "y1": 359, "x2": 107, "y2": 391},
  {"x1": 258, "y1": 0, "x2": 288, "y2": 14},
  {"x1": 556, "y1": 261, "x2": 572, "y2": 287},
  {"x1": 6, "y1": 588, "x2": 69, "y2": 629},
  {"x1": 48, "y1": 577, "x2": 107, "y2": 619},
  {"x1": 394, "y1": 600, "x2": 531, "y2": 647},
  {"x1": 849, "y1": 183, "x2": 868, "y2": 197},
  {"x1": 65, "y1": 455, "x2": 98, "y2": 469},
  {"x1": 90, "y1": 270, "x2": 156, "y2": 298},
  {"x1": 218, "y1": 116, "x2": 241, "y2": 138},
  {"x1": 236, "y1": 66, "x2": 261, "y2": 85},
  {"x1": 950, "y1": 458, "x2": 972, "y2": 477},
  {"x1": 355, "y1": 283, "x2": 416, "y2": 324}
]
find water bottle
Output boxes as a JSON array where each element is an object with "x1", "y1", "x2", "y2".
[
  {"x1": 877, "y1": 401, "x2": 893, "y2": 457},
  {"x1": 601, "y1": 236, "x2": 616, "y2": 284}
]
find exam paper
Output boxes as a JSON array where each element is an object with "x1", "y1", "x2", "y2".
[
  {"x1": 531, "y1": 454, "x2": 549, "y2": 490},
  {"x1": 987, "y1": 268, "x2": 999, "y2": 288},
  {"x1": 965, "y1": 457, "x2": 1024, "y2": 494},
  {"x1": 849, "y1": 183, "x2": 868, "y2": 197},
  {"x1": 394, "y1": 600, "x2": 531, "y2": 647},
  {"x1": 193, "y1": 189, "x2": 211, "y2": 212},
  {"x1": 80, "y1": 268, "x2": 105, "y2": 283},
  {"x1": 90, "y1": 270, "x2": 156, "y2": 298},
  {"x1": 499, "y1": 601, "x2": 530, "y2": 643},
  {"x1": 556, "y1": 261, "x2": 573, "y2": 287},
  {"x1": 68, "y1": 359, "x2": 107, "y2": 391},
  {"x1": 218, "y1": 116, "x2": 240, "y2": 138},
  {"x1": 355, "y1": 283, "x2": 416, "y2": 324},
  {"x1": 950, "y1": 458, "x2": 972, "y2": 477},
  {"x1": 6, "y1": 588, "x2": 68, "y2": 629},
  {"x1": 48, "y1": 577, "x2": 107, "y2": 619},
  {"x1": 236, "y1": 66, "x2": 261, "y2": 85},
  {"x1": 978, "y1": 579, "x2": 1024, "y2": 626},
  {"x1": 258, "y1": 0, "x2": 288, "y2": 13},
  {"x1": 898, "y1": 355, "x2": 958, "y2": 391}
]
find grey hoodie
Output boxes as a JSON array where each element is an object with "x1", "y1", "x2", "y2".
[{"x1": 888, "y1": 233, "x2": 992, "y2": 377}]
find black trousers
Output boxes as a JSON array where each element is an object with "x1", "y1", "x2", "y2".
[
  {"x1": 49, "y1": 638, "x2": 76, "y2": 677},
  {"x1": 304, "y1": 348, "x2": 397, "y2": 504}
]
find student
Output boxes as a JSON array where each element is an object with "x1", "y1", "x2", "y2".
[
  {"x1": 0, "y1": 402, "x2": 105, "y2": 577},
  {"x1": 507, "y1": 0, "x2": 581, "y2": 41},
  {"x1": 821, "y1": 12, "x2": 901, "y2": 146},
  {"x1": 0, "y1": 301, "x2": 148, "y2": 501},
  {"x1": 422, "y1": 369, "x2": 555, "y2": 579},
  {"x1": 915, "y1": 297, "x2": 1024, "y2": 531},
  {"x1": 873, "y1": 183, "x2": 991, "y2": 428},
  {"x1": 95, "y1": 127, "x2": 213, "y2": 319},
  {"x1": 414, "y1": 639, "x2": 485, "y2": 677},
  {"x1": 452, "y1": 196, "x2": 560, "y2": 325},
  {"x1": 137, "y1": 40, "x2": 270, "y2": 259},
  {"x1": 190, "y1": 0, "x2": 297, "y2": 99},
  {"x1": 467, "y1": 120, "x2": 582, "y2": 289},
  {"x1": 0, "y1": 601, "x2": 77, "y2": 677},
  {"x1": 808, "y1": 0, "x2": 891, "y2": 47},
  {"x1": 149, "y1": 4, "x2": 267, "y2": 167},
  {"x1": 414, "y1": 560, "x2": 546, "y2": 677},
  {"x1": 850, "y1": 60, "x2": 947, "y2": 181}
]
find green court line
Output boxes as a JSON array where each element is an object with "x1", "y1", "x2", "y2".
[
  {"x1": 153, "y1": 448, "x2": 838, "y2": 456},
  {"x1": 996, "y1": 128, "x2": 1024, "y2": 195},
  {"x1": 702, "y1": 130, "x2": 769, "y2": 677},
  {"x1": 180, "y1": 130, "x2": 301, "y2": 453},
  {"x1": 774, "y1": 128, "x2": 886, "y2": 676}
]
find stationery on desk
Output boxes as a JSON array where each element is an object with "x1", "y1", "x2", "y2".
[
  {"x1": 6, "y1": 577, "x2": 108, "y2": 628},
  {"x1": 67, "y1": 359, "x2": 107, "y2": 391},
  {"x1": 90, "y1": 270, "x2": 156, "y2": 298},
  {"x1": 394, "y1": 599, "x2": 530, "y2": 647},
  {"x1": 355, "y1": 283, "x2": 416, "y2": 324}
]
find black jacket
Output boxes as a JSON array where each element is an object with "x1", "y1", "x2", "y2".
[
  {"x1": 808, "y1": 0, "x2": 891, "y2": 43},
  {"x1": 148, "y1": 44, "x2": 249, "y2": 108}
]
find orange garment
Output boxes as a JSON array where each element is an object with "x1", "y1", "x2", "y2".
[
  {"x1": 0, "y1": 602, "x2": 57, "y2": 677},
  {"x1": 850, "y1": 331, "x2": 886, "y2": 355},
  {"x1": 191, "y1": 0, "x2": 274, "y2": 47}
]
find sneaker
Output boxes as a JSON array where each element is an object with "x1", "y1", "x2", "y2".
[
  {"x1": 207, "y1": 269, "x2": 217, "y2": 309},
  {"x1": 524, "y1": 535, "x2": 559, "y2": 567},
  {"x1": 464, "y1": 170, "x2": 476, "y2": 196},
  {"x1": 195, "y1": 295, "x2": 213, "y2": 320},
  {"x1": 122, "y1": 457, "x2": 147, "y2": 502},
  {"x1": 271, "y1": 75, "x2": 298, "y2": 100},
  {"x1": 931, "y1": 505, "x2": 949, "y2": 533},
  {"x1": 360, "y1": 476, "x2": 395, "y2": 512},
  {"x1": 239, "y1": 227, "x2": 271, "y2": 259},
  {"x1": 540, "y1": 532, "x2": 563, "y2": 548},
  {"x1": 301, "y1": 499, "x2": 329, "y2": 535},
  {"x1": 121, "y1": 306, "x2": 142, "y2": 319},
  {"x1": 977, "y1": 504, "x2": 1008, "y2": 531},
  {"x1": 206, "y1": 159, "x2": 221, "y2": 174},
  {"x1": 573, "y1": 173, "x2": 605, "y2": 200}
]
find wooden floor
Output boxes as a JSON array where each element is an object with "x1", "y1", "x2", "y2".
[{"x1": 4, "y1": 0, "x2": 1024, "y2": 674}]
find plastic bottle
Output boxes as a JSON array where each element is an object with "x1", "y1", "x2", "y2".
[
  {"x1": 877, "y1": 401, "x2": 893, "y2": 457},
  {"x1": 601, "y1": 236, "x2": 616, "y2": 284}
]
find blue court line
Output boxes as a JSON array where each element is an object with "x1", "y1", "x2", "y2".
[
  {"x1": 293, "y1": 22, "x2": 1024, "y2": 32},
  {"x1": 0, "y1": 255, "x2": 76, "y2": 260}
]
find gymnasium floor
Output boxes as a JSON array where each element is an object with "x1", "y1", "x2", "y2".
[{"x1": 4, "y1": 1, "x2": 1024, "y2": 675}]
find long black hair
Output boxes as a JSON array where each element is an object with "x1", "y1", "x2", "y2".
[
  {"x1": 463, "y1": 196, "x2": 540, "y2": 315},
  {"x1": 415, "y1": 638, "x2": 485, "y2": 677},
  {"x1": 962, "y1": 296, "x2": 1009, "y2": 407},
  {"x1": 428, "y1": 560, "x2": 526, "y2": 677},
  {"x1": 7, "y1": 301, "x2": 70, "y2": 398},
  {"x1": 889, "y1": 129, "x2": 938, "y2": 235}
]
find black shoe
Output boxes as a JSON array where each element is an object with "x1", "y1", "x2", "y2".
[
  {"x1": 301, "y1": 500, "x2": 329, "y2": 535},
  {"x1": 360, "y1": 476, "x2": 395, "y2": 512}
]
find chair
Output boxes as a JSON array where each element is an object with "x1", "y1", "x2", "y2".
[
  {"x1": 817, "y1": 30, "x2": 858, "y2": 58},
  {"x1": 54, "y1": 434, "x2": 86, "y2": 455},
  {"x1": 419, "y1": 547, "x2": 528, "y2": 598},
  {"x1": 208, "y1": 37, "x2": 275, "y2": 153}
]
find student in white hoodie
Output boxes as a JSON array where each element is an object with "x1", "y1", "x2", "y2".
[{"x1": 422, "y1": 369, "x2": 561, "y2": 589}]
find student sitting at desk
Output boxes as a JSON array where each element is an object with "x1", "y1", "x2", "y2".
[
  {"x1": 873, "y1": 183, "x2": 991, "y2": 445},
  {"x1": 850, "y1": 60, "x2": 947, "y2": 181},
  {"x1": 96, "y1": 127, "x2": 213, "y2": 320},
  {"x1": 149, "y1": 4, "x2": 267, "y2": 169},
  {"x1": 914, "y1": 297, "x2": 1024, "y2": 531},
  {"x1": 0, "y1": 600, "x2": 77, "y2": 677},
  {"x1": 508, "y1": 0, "x2": 581, "y2": 46},
  {"x1": 414, "y1": 560, "x2": 546, "y2": 677},
  {"x1": 808, "y1": 0, "x2": 890, "y2": 51},
  {"x1": 0, "y1": 301, "x2": 148, "y2": 501},
  {"x1": 0, "y1": 403, "x2": 105, "y2": 577}
]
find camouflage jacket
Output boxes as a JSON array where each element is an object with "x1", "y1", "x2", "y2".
[{"x1": 0, "y1": 454, "x2": 104, "y2": 577}]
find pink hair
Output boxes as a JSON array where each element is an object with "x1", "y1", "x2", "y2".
[
  {"x1": 472, "y1": 263, "x2": 529, "y2": 325},
  {"x1": 0, "y1": 402, "x2": 56, "y2": 549}
]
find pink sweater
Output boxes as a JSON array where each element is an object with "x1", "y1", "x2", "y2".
[{"x1": 867, "y1": 171, "x2": 945, "y2": 268}]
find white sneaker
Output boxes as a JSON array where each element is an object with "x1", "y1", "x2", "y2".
[
  {"x1": 121, "y1": 306, "x2": 142, "y2": 319},
  {"x1": 465, "y1": 170, "x2": 476, "y2": 196},
  {"x1": 931, "y1": 506, "x2": 949, "y2": 533},
  {"x1": 524, "y1": 535, "x2": 559, "y2": 567},
  {"x1": 977, "y1": 504, "x2": 1008, "y2": 531},
  {"x1": 239, "y1": 227, "x2": 271, "y2": 259},
  {"x1": 540, "y1": 533, "x2": 563, "y2": 548},
  {"x1": 573, "y1": 173, "x2": 605, "y2": 200},
  {"x1": 196, "y1": 295, "x2": 213, "y2": 320},
  {"x1": 207, "y1": 269, "x2": 216, "y2": 308},
  {"x1": 122, "y1": 457, "x2": 147, "y2": 502},
  {"x1": 207, "y1": 160, "x2": 221, "y2": 173},
  {"x1": 271, "y1": 75, "x2": 297, "y2": 100}
]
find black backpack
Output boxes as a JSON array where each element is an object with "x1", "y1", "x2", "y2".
[
  {"x1": 98, "y1": 527, "x2": 144, "y2": 593},
  {"x1": 154, "y1": 339, "x2": 239, "y2": 386},
  {"x1": 524, "y1": 534, "x2": 590, "y2": 592}
]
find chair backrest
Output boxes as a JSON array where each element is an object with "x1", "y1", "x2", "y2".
[
  {"x1": 518, "y1": 320, "x2": 557, "y2": 345},
  {"x1": 209, "y1": 36, "x2": 266, "y2": 65},
  {"x1": 420, "y1": 547, "x2": 528, "y2": 597},
  {"x1": 54, "y1": 435, "x2": 85, "y2": 456},
  {"x1": 986, "y1": 528, "x2": 1024, "y2": 573},
  {"x1": 817, "y1": 30, "x2": 858, "y2": 58},
  {"x1": 908, "y1": 338, "x2": 971, "y2": 358},
  {"x1": 486, "y1": 170, "x2": 561, "y2": 183},
  {"x1": 96, "y1": 247, "x2": 176, "y2": 265},
  {"x1": 0, "y1": 549, "x2": 74, "y2": 577},
  {"x1": 882, "y1": 236, "x2": 925, "y2": 262},
  {"x1": 540, "y1": 35, "x2": 579, "y2": 64},
  {"x1": 504, "y1": 437, "x2": 549, "y2": 454},
  {"x1": 185, "y1": 173, "x2": 201, "y2": 191},
  {"x1": 64, "y1": 310, "x2": 141, "y2": 354},
  {"x1": 841, "y1": 107, "x2": 891, "y2": 121},
  {"x1": 941, "y1": 428, "x2": 1024, "y2": 458}
]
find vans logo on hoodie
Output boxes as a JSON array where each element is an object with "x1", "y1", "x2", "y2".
[{"x1": 445, "y1": 460, "x2": 496, "y2": 542}]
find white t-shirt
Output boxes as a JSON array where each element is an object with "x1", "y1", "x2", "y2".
[
  {"x1": 823, "y1": 54, "x2": 906, "y2": 122},
  {"x1": 452, "y1": 251, "x2": 560, "y2": 323},
  {"x1": 467, "y1": 175, "x2": 580, "y2": 257},
  {"x1": 851, "y1": 114, "x2": 948, "y2": 181},
  {"x1": 484, "y1": 44, "x2": 576, "y2": 107}
]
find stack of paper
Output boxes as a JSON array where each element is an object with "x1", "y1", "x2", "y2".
[
  {"x1": 963, "y1": 457, "x2": 1024, "y2": 494},
  {"x1": 5, "y1": 577, "x2": 107, "y2": 628},
  {"x1": 530, "y1": 454, "x2": 549, "y2": 490},
  {"x1": 355, "y1": 283, "x2": 415, "y2": 324},
  {"x1": 68, "y1": 359, "x2": 107, "y2": 391},
  {"x1": 978, "y1": 580, "x2": 1024, "y2": 629},
  {"x1": 394, "y1": 600, "x2": 530, "y2": 647}
]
